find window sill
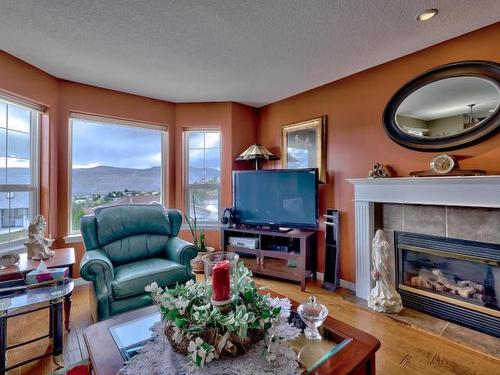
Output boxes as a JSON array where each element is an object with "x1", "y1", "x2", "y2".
[
  {"x1": 180, "y1": 223, "x2": 221, "y2": 231},
  {"x1": 64, "y1": 234, "x2": 83, "y2": 244},
  {"x1": 63, "y1": 225, "x2": 220, "y2": 244},
  {"x1": 0, "y1": 244, "x2": 27, "y2": 256}
]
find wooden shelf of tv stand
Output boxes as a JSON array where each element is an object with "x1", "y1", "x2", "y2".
[{"x1": 221, "y1": 227, "x2": 317, "y2": 291}]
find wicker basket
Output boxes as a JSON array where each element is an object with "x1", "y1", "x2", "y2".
[
  {"x1": 190, "y1": 247, "x2": 215, "y2": 273},
  {"x1": 164, "y1": 322, "x2": 265, "y2": 358}
]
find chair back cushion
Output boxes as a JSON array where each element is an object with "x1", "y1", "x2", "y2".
[{"x1": 90, "y1": 204, "x2": 172, "y2": 265}]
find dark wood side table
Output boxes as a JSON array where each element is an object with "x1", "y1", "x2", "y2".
[
  {"x1": 0, "y1": 247, "x2": 76, "y2": 331},
  {"x1": 0, "y1": 280, "x2": 74, "y2": 374}
]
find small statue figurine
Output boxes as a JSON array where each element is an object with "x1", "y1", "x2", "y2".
[
  {"x1": 25, "y1": 215, "x2": 55, "y2": 260},
  {"x1": 368, "y1": 229, "x2": 403, "y2": 314},
  {"x1": 368, "y1": 163, "x2": 390, "y2": 178}
]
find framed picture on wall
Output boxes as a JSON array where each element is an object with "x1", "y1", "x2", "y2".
[{"x1": 281, "y1": 116, "x2": 327, "y2": 183}]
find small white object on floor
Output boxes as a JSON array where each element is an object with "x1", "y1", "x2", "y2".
[{"x1": 368, "y1": 229, "x2": 403, "y2": 314}]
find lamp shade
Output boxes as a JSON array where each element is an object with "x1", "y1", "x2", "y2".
[
  {"x1": 235, "y1": 144, "x2": 278, "y2": 161},
  {"x1": 235, "y1": 144, "x2": 278, "y2": 170}
]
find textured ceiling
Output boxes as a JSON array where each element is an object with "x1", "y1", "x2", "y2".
[{"x1": 0, "y1": 1, "x2": 499, "y2": 107}]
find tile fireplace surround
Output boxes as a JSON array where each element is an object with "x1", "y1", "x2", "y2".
[
  {"x1": 347, "y1": 176, "x2": 500, "y2": 301},
  {"x1": 348, "y1": 176, "x2": 500, "y2": 342}
]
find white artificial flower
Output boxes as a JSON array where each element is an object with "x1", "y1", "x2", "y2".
[
  {"x1": 206, "y1": 351, "x2": 215, "y2": 363},
  {"x1": 174, "y1": 299, "x2": 189, "y2": 314},
  {"x1": 145, "y1": 282, "x2": 159, "y2": 292},
  {"x1": 172, "y1": 326, "x2": 184, "y2": 344},
  {"x1": 159, "y1": 294, "x2": 175, "y2": 310},
  {"x1": 187, "y1": 340, "x2": 197, "y2": 353}
]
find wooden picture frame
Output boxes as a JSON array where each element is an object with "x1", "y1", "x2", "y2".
[{"x1": 281, "y1": 116, "x2": 327, "y2": 183}]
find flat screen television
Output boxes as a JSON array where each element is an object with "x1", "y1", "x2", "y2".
[{"x1": 233, "y1": 168, "x2": 319, "y2": 230}]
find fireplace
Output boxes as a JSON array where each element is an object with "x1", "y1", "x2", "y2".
[{"x1": 395, "y1": 232, "x2": 500, "y2": 337}]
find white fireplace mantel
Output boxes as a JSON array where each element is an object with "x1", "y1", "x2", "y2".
[{"x1": 347, "y1": 175, "x2": 500, "y2": 300}]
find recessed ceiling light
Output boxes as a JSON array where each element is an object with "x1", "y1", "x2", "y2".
[{"x1": 416, "y1": 9, "x2": 438, "y2": 22}]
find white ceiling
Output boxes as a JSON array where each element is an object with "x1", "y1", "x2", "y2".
[{"x1": 0, "y1": 1, "x2": 499, "y2": 107}]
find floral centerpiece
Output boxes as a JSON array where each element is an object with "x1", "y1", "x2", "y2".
[{"x1": 146, "y1": 262, "x2": 300, "y2": 368}]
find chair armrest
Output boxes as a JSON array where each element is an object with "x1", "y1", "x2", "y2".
[
  {"x1": 165, "y1": 237, "x2": 198, "y2": 267},
  {"x1": 80, "y1": 249, "x2": 114, "y2": 286}
]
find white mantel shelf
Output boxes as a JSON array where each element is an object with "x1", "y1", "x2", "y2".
[
  {"x1": 347, "y1": 175, "x2": 500, "y2": 300},
  {"x1": 347, "y1": 175, "x2": 500, "y2": 208}
]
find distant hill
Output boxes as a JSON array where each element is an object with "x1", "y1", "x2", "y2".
[
  {"x1": 3, "y1": 166, "x2": 220, "y2": 196},
  {"x1": 72, "y1": 166, "x2": 219, "y2": 196},
  {"x1": 72, "y1": 166, "x2": 162, "y2": 195}
]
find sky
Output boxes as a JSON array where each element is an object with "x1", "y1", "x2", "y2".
[
  {"x1": 72, "y1": 119, "x2": 163, "y2": 169},
  {"x1": 72, "y1": 119, "x2": 221, "y2": 170}
]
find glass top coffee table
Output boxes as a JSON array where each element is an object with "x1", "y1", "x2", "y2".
[
  {"x1": 85, "y1": 299, "x2": 380, "y2": 375},
  {"x1": 0, "y1": 279, "x2": 74, "y2": 374}
]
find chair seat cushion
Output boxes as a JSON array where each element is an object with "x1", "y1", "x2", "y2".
[{"x1": 112, "y1": 258, "x2": 188, "y2": 299}]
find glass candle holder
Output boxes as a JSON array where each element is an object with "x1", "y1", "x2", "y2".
[
  {"x1": 297, "y1": 296, "x2": 328, "y2": 340},
  {"x1": 202, "y1": 252, "x2": 239, "y2": 306}
]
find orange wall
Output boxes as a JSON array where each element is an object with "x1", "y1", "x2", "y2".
[
  {"x1": 258, "y1": 23, "x2": 500, "y2": 282},
  {"x1": 174, "y1": 102, "x2": 258, "y2": 248},
  {"x1": 1, "y1": 22, "x2": 499, "y2": 283},
  {"x1": 0, "y1": 52, "x2": 259, "y2": 272},
  {"x1": 55, "y1": 81, "x2": 176, "y2": 274},
  {"x1": 0, "y1": 52, "x2": 59, "y2": 237}
]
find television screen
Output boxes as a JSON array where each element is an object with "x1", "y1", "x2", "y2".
[{"x1": 233, "y1": 169, "x2": 318, "y2": 229}]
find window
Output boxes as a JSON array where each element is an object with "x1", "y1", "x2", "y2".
[
  {"x1": 0, "y1": 98, "x2": 39, "y2": 249},
  {"x1": 70, "y1": 115, "x2": 166, "y2": 233},
  {"x1": 185, "y1": 131, "x2": 221, "y2": 223}
]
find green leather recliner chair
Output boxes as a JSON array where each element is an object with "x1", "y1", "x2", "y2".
[{"x1": 79, "y1": 204, "x2": 197, "y2": 322}]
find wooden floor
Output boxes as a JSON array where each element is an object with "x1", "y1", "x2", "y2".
[{"x1": 5, "y1": 278, "x2": 500, "y2": 375}]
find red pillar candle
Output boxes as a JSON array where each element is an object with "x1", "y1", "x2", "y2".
[{"x1": 212, "y1": 260, "x2": 230, "y2": 302}]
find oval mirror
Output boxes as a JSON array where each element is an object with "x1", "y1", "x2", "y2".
[{"x1": 383, "y1": 61, "x2": 500, "y2": 151}]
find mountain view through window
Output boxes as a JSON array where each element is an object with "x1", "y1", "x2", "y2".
[{"x1": 70, "y1": 118, "x2": 165, "y2": 233}]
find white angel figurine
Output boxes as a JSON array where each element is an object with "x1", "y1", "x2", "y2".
[
  {"x1": 368, "y1": 229, "x2": 403, "y2": 314},
  {"x1": 25, "y1": 215, "x2": 55, "y2": 260}
]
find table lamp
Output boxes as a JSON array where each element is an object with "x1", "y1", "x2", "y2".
[{"x1": 235, "y1": 144, "x2": 279, "y2": 170}]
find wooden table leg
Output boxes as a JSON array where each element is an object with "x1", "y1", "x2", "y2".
[
  {"x1": 64, "y1": 292, "x2": 72, "y2": 332},
  {"x1": 51, "y1": 297, "x2": 65, "y2": 368},
  {"x1": 0, "y1": 310, "x2": 6, "y2": 375}
]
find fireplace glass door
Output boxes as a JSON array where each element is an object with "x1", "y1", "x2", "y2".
[{"x1": 398, "y1": 245, "x2": 499, "y2": 316}]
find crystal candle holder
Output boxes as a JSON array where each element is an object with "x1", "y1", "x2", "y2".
[
  {"x1": 297, "y1": 296, "x2": 328, "y2": 340},
  {"x1": 202, "y1": 252, "x2": 239, "y2": 306}
]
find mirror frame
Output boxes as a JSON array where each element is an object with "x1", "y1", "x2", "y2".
[{"x1": 383, "y1": 61, "x2": 500, "y2": 151}]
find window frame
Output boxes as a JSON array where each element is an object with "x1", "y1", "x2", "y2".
[
  {"x1": 0, "y1": 98, "x2": 40, "y2": 251},
  {"x1": 184, "y1": 129, "x2": 221, "y2": 224},
  {"x1": 68, "y1": 113, "x2": 168, "y2": 235}
]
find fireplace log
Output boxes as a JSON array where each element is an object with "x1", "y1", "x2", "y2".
[
  {"x1": 409, "y1": 269, "x2": 485, "y2": 301},
  {"x1": 457, "y1": 280, "x2": 484, "y2": 293}
]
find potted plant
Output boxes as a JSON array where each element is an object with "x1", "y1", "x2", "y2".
[{"x1": 185, "y1": 197, "x2": 214, "y2": 273}]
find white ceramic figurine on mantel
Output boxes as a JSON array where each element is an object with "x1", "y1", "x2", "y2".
[
  {"x1": 368, "y1": 229, "x2": 403, "y2": 314},
  {"x1": 25, "y1": 215, "x2": 55, "y2": 260}
]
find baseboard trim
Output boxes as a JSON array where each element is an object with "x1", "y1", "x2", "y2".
[
  {"x1": 340, "y1": 279, "x2": 356, "y2": 292},
  {"x1": 315, "y1": 272, "x2": 356, "y2": 292}
]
